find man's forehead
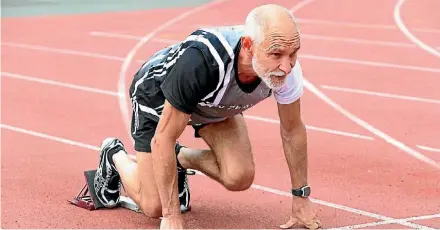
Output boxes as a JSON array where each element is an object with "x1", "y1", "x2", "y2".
[{"x1": 263, "y1": 32, "x2": 300, "y2": 50}]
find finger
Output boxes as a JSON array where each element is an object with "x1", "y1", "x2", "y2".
[
  {"x1": 280, "y1": 217, "x2": 298, "y2": 229},
  {"x1": 304, "y1": 219, "x2": 322, "y2": 229}
]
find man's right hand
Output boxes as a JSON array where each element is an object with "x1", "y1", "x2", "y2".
[{"x1": 160, "y1": 215, "x2": 184, "y2": 229}]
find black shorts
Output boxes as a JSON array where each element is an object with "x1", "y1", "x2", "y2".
[{"x1": 129, "y1": 66, "x2": 205, "y2": 153}]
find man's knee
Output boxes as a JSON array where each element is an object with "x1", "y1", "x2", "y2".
[
  {"x1": 222, "y1": 164, "x2": 255, "y2": 191},
  {"x1": 139, "y1": 197, "x2": 162, "y2": 218}
]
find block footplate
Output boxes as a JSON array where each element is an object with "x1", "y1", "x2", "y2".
[{"x1": 68, "y1": 169, "x2": 141, "y2": 213}]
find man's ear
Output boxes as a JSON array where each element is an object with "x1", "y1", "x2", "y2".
[{"x1": 241, "y1": 36, "x2": 254, "y2": 54}]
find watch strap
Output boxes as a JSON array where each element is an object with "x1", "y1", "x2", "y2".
[{"x1": 291, "y1": 185, "x2": 311, "y2": 197}]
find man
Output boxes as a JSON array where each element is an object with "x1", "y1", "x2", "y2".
[{"x1": 93, "y1": 4, "x2": 321, "y2": 229}]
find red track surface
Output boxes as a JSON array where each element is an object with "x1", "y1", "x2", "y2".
[{"x1": 2, "y1": 0, "x2": 440, "y2": 229}]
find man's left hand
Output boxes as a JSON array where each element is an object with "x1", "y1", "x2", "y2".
[{"x1": 280, "y1": 196, "x2": 321, "y2": 229}]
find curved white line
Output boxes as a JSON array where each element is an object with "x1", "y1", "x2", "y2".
[
  {"x1": 303, "y1": 78, "x2": 440, "y2": 169},
  {"x1": 289, "y1": 0, "x2": 317, "y2": 12},
  {"x1": 293, "y1": 0, "x2": 439, "y2": 169},
  {"x1": 394, "y1": 0, "x2": 440, "y2": 58},
  {"x1": 117, "y1": 0, "x2": 228, "y2": 140}
]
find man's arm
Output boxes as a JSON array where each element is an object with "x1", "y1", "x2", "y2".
[
  {"x1": 151, "y1": 100, "x2": 190, "y2": 218},
  {"x1": 153, "y1": 47, "x2": 220, "y2": 218},
  {"x1": 277, "y1": 98, "x2": 308, "y2": 189},
  {"x1": 275, "y1": 56, "x2": 320, "y2": 230}
]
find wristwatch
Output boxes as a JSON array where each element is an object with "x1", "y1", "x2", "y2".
[{"x1": 291, "y1": 185, "x2": 311, "y2": 197}]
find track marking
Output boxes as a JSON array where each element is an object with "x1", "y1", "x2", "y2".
[
  {"x1": 301, "y1": 34, "x2": 418, "y2": 48},
  {"x1": 333, "y1": 213, "x2": 440, "y2": 229},
  {"x1": 1, "y1": 124, "x2": 100, "y2": 151},
  {"x1": 321, "y1": 85, "x2": 440, "y2": 104},
  {"x1": 394, "y1": 0, "x2": 440, "y2": 58},
  {"x1": 2, "y1": 71, "x2": 372, "y2": 141},
  {"x1": 417, "y1": 145, "x2": 440, "y2": 153},
  {"x1": 0, "y1": 123, "x2": 428, "y2": 229},
  {"x1": 1, "y1": 72, "x2": 119, "y2": 97},
  {"x1": 4, "y1": 41, "x2": 440, "y2": 74},
  {"x1": 90, "y1": 31, "x2": 178, "y2": 45},
  {"x1": 289, "y1": 0, "x2": 317, "y2": 12},
  {"x1": 90, "y1": 30, "x2": 431, "y2": 50},
  {"x1": 243, "y1": 115, "x2": 373, "y2": 140},
  {"x1": 299, "y1": 53, "x2": 440, "y2": 73},
  {"x1": 248, "y1": 184, "x2": 432, "y2": 229},
  {"x1": 197, "y1": 18, "x2": 440, "y2": 34},
  {"x1": 304, "y1": 79, "x2": 440, "y2": 170},
  {"x1": 295, "y1": 18, "x2": 440, "y2": 34},
  {"x1": 295, "y1": 0, "x2": 438, "y2": 170},
  {"x1": 2, "y1": 42, "x2": 126, "y2": 61}
]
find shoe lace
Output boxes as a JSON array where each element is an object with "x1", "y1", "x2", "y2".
[
  {"x1": 185, "y1": 169, "x2": 196, "y2": 175},
  {"x1": 178, "y1": 167, "x2": 196, "y2": 175}
]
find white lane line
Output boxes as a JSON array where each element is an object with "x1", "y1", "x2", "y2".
[
  {"x1": 333, "y1": 213, "x2": 440, "y2": 229},
  {"x1": 417, "y1": 145, "x2": 440, "y2": 153},
  {"x1": 295, "y1": 18, "x2": 440, "y2": 34},
  {"x1": 394, "y1": 0, "x2": 440, "y2": 59},
  {"x1": 1, "y1": 124, "x2": 100, "y2": 151},
  {"x1": 251, "y1": 184, "x2": 432, "y2": 229},
  {"x1": 299, "y1": 53, "x2": 440, "y2": 73},
  {"x1": 321, "y1": 85, "x2": 440, "y2": 104},
  {"x1": 197, "y1": 18, "x2": 440, "y2": 34},
  {"x1": 302, "y1": 33, "x2": 417, "y2": 48},
  {"x1": 90, "y1": 31, "x2": 180, "y2": 45},
  {"x1": 289, "y1": 0, "x2": 318, "y2": 12},
  {"x1": 1, "y1": 72, "x2": 119, "y2": 97},
  {"x1": 90, "y1": 30, "x2": 425, "y2": 49},
  {"x1": 293, "y1": 2, "x2": 438, "y2": 228},
  {"x1": 2, "y1": 71, "x2": 373, "y2": 141},
  {"x1": 4, "y1": 41, "x2": 440, "y2": 74},
  {"x1": 243, "y1": 115, "x2": 373, "y2": 140},
  {"x1": 289, "y1": 0, "x2": 438, "y2": 171},
  {"x1": 2, "y1": 42, "x2": 126, "y2": 61},
  {"x1": 303, "y1": 79, "x2": 440, "y2": 170},
  {"x1": 0, "y1": 123, "x2": 420, "y2": 228}
]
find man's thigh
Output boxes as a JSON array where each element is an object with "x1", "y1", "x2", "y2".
[{"x1": 197, "y1": 114, "x2": 255, "y2": 182}]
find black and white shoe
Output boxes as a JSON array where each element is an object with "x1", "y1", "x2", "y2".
[
  {"x1": 94, "y1": 137, "x2": 126, "y2": 208},
  {"x1": 175, "y1": 143, "x2": 195, "y2": 213}
]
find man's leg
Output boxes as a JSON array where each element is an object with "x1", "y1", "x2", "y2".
[
  {"x1": 93, "y1": 112, "x2": 163, "y2": 218},
  {"x1": 177, "y1": 114, "x2": 255, "y2": 191},
  {"x1": 112, "y1": 150, "x2": 162, "y2": 217}
]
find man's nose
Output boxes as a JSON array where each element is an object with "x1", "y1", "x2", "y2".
[{"x1": 279, "y1": 57, "x2": 293, "y2": 75}]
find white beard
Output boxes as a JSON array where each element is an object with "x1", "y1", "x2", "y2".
[{"x1": 252, "y1": 56, "x2": 286, "y2": 90}]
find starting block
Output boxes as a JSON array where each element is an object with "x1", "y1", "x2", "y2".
[{"x1": 68, "y1": 169, "x2": 141, "y2": 213}]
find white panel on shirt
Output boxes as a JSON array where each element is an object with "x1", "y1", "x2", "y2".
[{"x1": 274, "y1": 60, "x2": 304, "y2": 104}]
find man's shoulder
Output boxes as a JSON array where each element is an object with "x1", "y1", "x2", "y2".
[
  {"x1": 181, "y1": 26, "x2": 242, "y2": 67},
  {"x1": 273, "y1": 60, "x2": 304, "y2": 104},
  {"x1": 274, "y1": 60, "x2": 303, "y2": 92}
]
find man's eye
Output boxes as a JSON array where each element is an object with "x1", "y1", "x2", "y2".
[{"x1": 270, "y1": 53, "x2": 282, "y2": 57}]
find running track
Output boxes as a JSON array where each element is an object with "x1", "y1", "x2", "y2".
[{"x1": 2, "y1": 0, "x2": 440, "y2": 228}]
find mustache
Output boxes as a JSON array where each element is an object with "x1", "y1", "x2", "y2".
[{"x1": 267, "y1": 71, "x2": 286, "y2": 77}]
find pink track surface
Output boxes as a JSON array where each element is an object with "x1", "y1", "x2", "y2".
[{"x1": 2, "y1": 0, "x2": 440, "y2": 229}]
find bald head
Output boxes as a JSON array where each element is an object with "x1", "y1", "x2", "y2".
[
  {"x1": 240, "y1": 4, "x2": 301, "y2": 89},
  {"x1": 243, "y1": 4, "x2": 299, "y2": 45}
]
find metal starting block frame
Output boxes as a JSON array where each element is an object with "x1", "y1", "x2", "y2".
[{"x1": 68, "y1": 169, "x2": 141, "y2": 213}]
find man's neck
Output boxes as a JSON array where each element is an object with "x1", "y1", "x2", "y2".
[{"x1": 237, "y1": 49, "x2": 259, "y2": 84}]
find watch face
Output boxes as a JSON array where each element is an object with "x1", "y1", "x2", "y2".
[
  {"x1": 302, "y1": 186, "x2": 311, "y2": 196},
  {"x1": 292, "y1": 186, "x2": 311, "y2": 197}
]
